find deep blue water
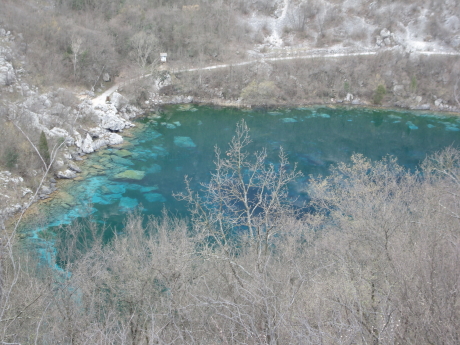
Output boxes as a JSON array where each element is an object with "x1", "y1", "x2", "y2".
[{"x1": 21, "y1": 105, "x2": 460, "y2": 251}]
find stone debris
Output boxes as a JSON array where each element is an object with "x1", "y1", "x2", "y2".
[{"x1": 0, "y1": 171, "x2": 34, "y2": 218}]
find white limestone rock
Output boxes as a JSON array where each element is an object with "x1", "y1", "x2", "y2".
[
  {"x1": 92, "y1": 133, "x2": 123, "y2": 150},
  {"x1": 92, "y1": 104, "x2": 130, "y2": 131},
  {"x1": 103, "y1": 132, "x2": 123, "y2": 145},
  {"x1": 110, "y1": 92, "x2": 128, "y2": 111},
  {"x1": 380, "y1": 28, "x2": 391, "y2": 38},
  {"x1": 88, "y1": 126, "x2": 107, "y2": 138},
  {"x1": 100, "y1": 114, "x2": 127, "y2": 131},
  {"x1": 68, "y1": 162, "x2": 82, "y2": 173},
  {"x1": 73, "y1": 130, "x2": 83, "y2": 148},
  {"x1": 0, "y1": 63, "x2": 16, "y2": 86},
  {"x1": 81, "y1": 133, "x2": 95, "y2": 154},
  {"x1": 40, "y1": 185, "x2": 52, "y2": 195},
  {"x1": 56, "y1": 169, "x2": 77, "y2": 179},
  {"x1": 48, "y1": 127, "x2": 69, "y2": 138},
  {"x1": 54, "y1": 159, "x2": 65, "y2": 169}
]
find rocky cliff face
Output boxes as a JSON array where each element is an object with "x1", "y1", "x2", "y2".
[{"x1": 0, "y1": 28, "x2": 145, "y2": 224}]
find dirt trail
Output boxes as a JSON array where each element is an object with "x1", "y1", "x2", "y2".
[{"x1": 92, "y1": 48, "x2": 460, "y2": 106}]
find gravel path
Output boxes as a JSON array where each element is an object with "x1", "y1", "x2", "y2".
[{"x1": 92, "y1": 48, "x2": 460, "y2": 106}]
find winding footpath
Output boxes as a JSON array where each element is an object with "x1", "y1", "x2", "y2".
[{"x1": 92, "y1": 47, "x2": 460, "y2": 106}]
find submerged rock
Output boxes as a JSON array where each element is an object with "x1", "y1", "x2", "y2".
[
  {"x1": 113, "y1": 170, "x2": 146, "y2": 181},
  {"x1": 100, "y1": 186, "x2": 111, "y2": 194},
  {"x1": 144, "y1": 193, "x2": 166, "y2": 203},
  {"x1": 152, "y1": 145, "x2": 169, "y2": 156},
  {"x1": 55, "y1": 191, "x2": 76, "y2": 207},
  {"x1": 119, "y1": 197, "x2": 139, "y2": 210},
  {"x1": 104, "y1": 184, "x2": 126, "y2": 194},
  {"x1": 174, "y1": 136, "x2": 196, "y2": 148},
  {"x1": 146, "y1": 164, "x2": 162, "y2": 174},
  {"x1": 110, "y1": 156, "x2": 134, "y2": 166},
  {"x1": 94, "y1": 193, "x2": 122, "y2": 205},
  {"x1": 445, "y1": 125, "x2": 460, "y2": 132},
  {"x1": 140, "y1": 186, "x2": 158, "y2": 193},
  {"x1": 406, "y1": 121, "x2": 418, "y2": 130},
  {"x1": 281, "y1": 118, "x2": 297, "y2": 123},
  {"x1": 114, "y1": 149, "x2": 132, "y2": 157},
  {"x1": 178, "y1": 104, "x2": 196, "y2": 111}
]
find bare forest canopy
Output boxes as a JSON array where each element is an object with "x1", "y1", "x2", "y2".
[
  {"x1": 1, "y1": 0, "x2": 254, "y2": 86},
  {"x1": 1, "y1": 123, "x2": 460, "y2": 344},
  {"x1": 1, "y1": 0, "x2": 459, "y2": 88}
]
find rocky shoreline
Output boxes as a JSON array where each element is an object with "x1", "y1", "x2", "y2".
[
  {"x1": 3, "y1": 93, "x2": 460, "y2": 230},
  {"x1": 2, "y1": 24, "x2": 460, "y2": 229}
]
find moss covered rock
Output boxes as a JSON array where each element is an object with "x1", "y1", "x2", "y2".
[{"x1": 113, "y1": 170, "x2": 146, "y2": 181}]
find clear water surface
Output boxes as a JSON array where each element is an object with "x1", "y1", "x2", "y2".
[{"x1": 21, "y1": 105, "x2": 460, "y2": 252}]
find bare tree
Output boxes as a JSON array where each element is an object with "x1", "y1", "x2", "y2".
[
  {"x1": 130, "y1": 31, "x2": 159, "y2": 74},
  {"x1": 454, "y1": 77, "x2": 460, "y2": 107},
  {"x1": 71, "y1": 35, "x2": 83, "y2": 82}
]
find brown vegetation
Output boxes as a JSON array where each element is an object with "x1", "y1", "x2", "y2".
[
  {"x1": 0, "y1": 0, "x2": 251, "y2": 88},
  {"x1": 1, "y1": 124, "x2": 460, "y2": 344},
  {"x1": 168, "y1": 52, "x2": 460, "y2": 107}
]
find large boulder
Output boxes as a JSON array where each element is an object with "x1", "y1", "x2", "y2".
[
  {"x1": 68, "y1": 162, "x2": 82, "y2": 173},
  {"x1": 81, "y1": 133, "x2": 95, "y2": 154},
  {"x1": 103, "y1": 132, "x2": 123, "y2": 145},
  {"x1": 74, "y1": 130, "x2": 83, "y2": 149},
  {"x1": 380, "y1": 28, "x2": 391, "y2": 38},
  {"x1": 110, "y1": 92, "x2": 128, "y2": 111},
  {"x1": 56, "y1": 169, "x2": 77, "y2": 179},
  {"x1": 93, "y1": 104, "x2": 129, "y2": 131},
  {"x1": 103, "y1": 72, "x2": 111, "y2": 82},
  {"x1": 100, "y1": 114, "x2": 127, "y2": 131},
  {"x1": 87, "y1": 126, "x2": 107, "y2": 138},
  {"x1": 92, "y1": 132, "x2": 123, "y2": 150}
]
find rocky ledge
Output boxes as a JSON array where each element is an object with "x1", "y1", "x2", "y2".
[{"x1": 1, "y1": 25, "x2": 145, "y2": 223}]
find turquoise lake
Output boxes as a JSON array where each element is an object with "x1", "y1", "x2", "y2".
[{"x1": 22, "y1": 105, "x2": 460, "y2": 252}]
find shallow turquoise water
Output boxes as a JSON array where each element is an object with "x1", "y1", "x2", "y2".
[{"x1": 22, "y1": 105, "x2": 460, "y2": 251}]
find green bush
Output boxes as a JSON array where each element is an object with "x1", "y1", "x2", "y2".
[
  {"x1": 373, "y1": 84, "x2": 387, "y2": 105},
  {"x1": 411, "y1": 75, "x2": 418, "y2": 92},
  {"x1": 38, "y1": 131, "x2": 50, "y2": 167},
  {"x1": 240, "y1": 80, "x2": 277, "y2": 104},
  {"x1": 3, "y1": 147, "x2": 19, "y2": 169}
]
